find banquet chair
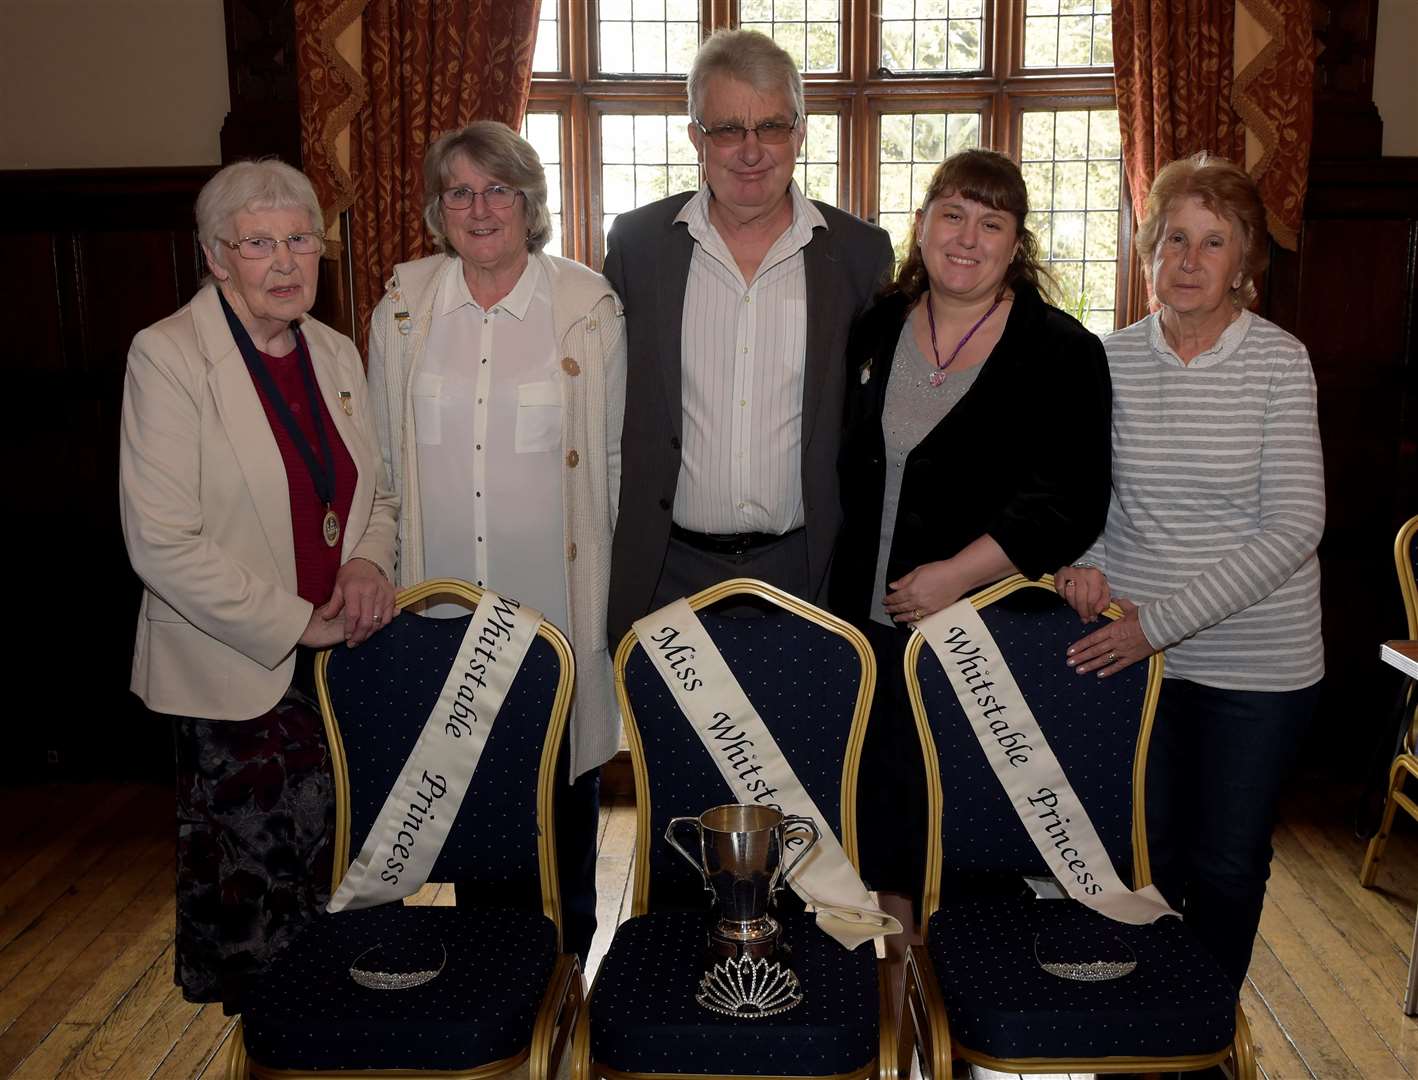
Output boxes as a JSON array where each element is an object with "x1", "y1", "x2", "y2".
[
  {"x1": 903, "y1": 576, "x2": 1255, "y2": 1079},
  {"x1": 572, "y1": 578, "x2": 902, "y2": 1080},
  {"x1": 227, "y1": 579, "x2": 583, "y2": 1080},
  {"x1": 1360, "y1": 512, "x2": 1418, "y2": 890}
]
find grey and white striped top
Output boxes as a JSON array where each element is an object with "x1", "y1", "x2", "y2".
[{"x1": 1082, "y1": 310, "x2": 1325, "y2": 691}]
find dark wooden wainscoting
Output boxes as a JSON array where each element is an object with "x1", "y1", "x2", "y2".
[{"x1": 0, "y1": 168, "x2": 215, "y2": 782}]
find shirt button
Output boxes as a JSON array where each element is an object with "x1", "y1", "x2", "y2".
[
  {"x1": 737, "y1": 501, "x2": 745, "y2": 510},
  {"x1": 740, "y1": 399, "x2": 747, "y2": 407},
  {"x1": 742, "y1": 346, "x2": 749, "y2": 354},
  {"x1": 586, "y1": 318, "x2": 599, "y2": 331},
  {"x1": 476, "y1": 443, "x2": 482, "y2": 450},
  {"x1": 566, "y1": 449, "x2": 580, "y2": 468},
  {"x1": 561, "y1": 356, "x2": 581, "y2": 376},
  {"x1": 567, "y1": 542, "x2": 578, "y2": 561},
  {"x1": 743, "y1": 295, "x2": 751, "y2": 304}
]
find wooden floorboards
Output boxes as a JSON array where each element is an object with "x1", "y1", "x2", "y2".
[{"x1": 3, "y1": 780, "x2": 1417, "y2": 1078}]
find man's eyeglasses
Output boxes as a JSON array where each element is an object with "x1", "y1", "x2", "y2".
[
  {"x1": 693, "y1": 115, "x2": 800, "y2": 148},
  {"x1": 440, "y1": 184, "x2": 523, "y2": 211},
  {"x1": 217, "y1": 233, "x2": 324, "y2": 260}
]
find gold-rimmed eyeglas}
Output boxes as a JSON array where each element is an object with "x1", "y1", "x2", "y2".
[{"x1": 216, "y1": 233, "x2": 325, "y2": 260}]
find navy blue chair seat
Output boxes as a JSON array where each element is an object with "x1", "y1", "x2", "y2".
[
  {"x1": 243, "y1": 905, "x2": 558, "y2": 1072},
  {"x1": 591, "y1": 909, "x2": 878, "y2": 1076},
  {"x1": 926, "y1": 898, "x2": 1234, "y2": 1061}
]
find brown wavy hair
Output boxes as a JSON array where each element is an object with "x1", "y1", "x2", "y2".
[
  {"x1": 889, "y1": 148, "x2": 1055, "y2": 305},
  {"x1": 1135, "y1": 151, "x2": 1269, "y2": 307}
]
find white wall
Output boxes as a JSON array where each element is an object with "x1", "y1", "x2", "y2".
[
  {"x1": 0, "y1": 0, "x2": 228, "y2": 169},
  {"x1": 1375, "y1": 0, "x2": 1418, "y2": 157}
]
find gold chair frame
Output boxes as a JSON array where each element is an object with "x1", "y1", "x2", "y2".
[
  {"x1": 900, "y1": 574, "x2": 1256, "y2": 1079},
  {"x1": 571, "y1": 578, "x2": 904, "y2": 1080},
  {"x1": 228, "y1": 579, "x2": 585, "y2": 1080}
]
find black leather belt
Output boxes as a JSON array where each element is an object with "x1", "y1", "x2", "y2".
[{"x1": 670, "y1": 523, "x2": 799, "y2": 557}]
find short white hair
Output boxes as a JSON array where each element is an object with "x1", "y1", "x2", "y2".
[
  {"x1": 687, "y1": 29, "x2": 805, "y2": 123},
  {"x1": 195, "y1": 159, "x2": 323, "y2": 273}
]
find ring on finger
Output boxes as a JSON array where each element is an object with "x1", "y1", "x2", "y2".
[
  {"x1": 913, "y1": 608, "x2": 924, "y2": 621},
  {"x1": 1064, "y1": 579, "x2": 1075, "y2": 589},
  {"x1": 1106, "y1": 650, "x2": 1116, "y2": 664}
]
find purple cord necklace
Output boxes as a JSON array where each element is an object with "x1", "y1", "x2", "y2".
[{"x1": 925, "y1": 291, "x2": 1003, "y2": 387}]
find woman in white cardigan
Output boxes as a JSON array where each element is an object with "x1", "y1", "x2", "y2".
[{"x1": 366, "y1": 121, "x2": 626, "y2": 963}]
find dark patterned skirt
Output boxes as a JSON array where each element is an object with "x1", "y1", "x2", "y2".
[{"x1": 170, "y1": 688, "x2": 335, "y2": 1009}]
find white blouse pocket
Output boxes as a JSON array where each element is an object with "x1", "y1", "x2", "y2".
[
  {"x1": 515, "y1": 381, "x2": 562, "y2": 454},
  {"x1": 412, "y1": 373, "x2": 443, "y2": 446}
]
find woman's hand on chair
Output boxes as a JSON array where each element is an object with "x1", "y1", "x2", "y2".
[
  {"x1": 323, "y1": 559, "x2": 398, "y2": 646},
  {"x1": 1053, "y1": 564, "x2": 1111, "y2": 622},
  {"x1": 1065, "y1": 599, "x2": 1157, "y2": 677},
  {"x1": 884, "y1": 560, "x2": 965, "y2": 624}
]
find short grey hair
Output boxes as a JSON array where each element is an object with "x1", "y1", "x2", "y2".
[
  {"x1": 687, "y1": 29, "x2": 805, "y2": 124},
  {"x1": 422, "y1": 122, "x2": 551, "y2": 255},
  {"x1": 195, "y1": 159, "x2": 323, "y2": 274}
]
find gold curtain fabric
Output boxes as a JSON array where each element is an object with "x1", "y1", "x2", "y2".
[
  {"x1": 296, "y1": 0, "x2": 369, "y2": 245},
  {"x1": 1112, "y1": 0, "x2": 1314, "y2": 314},
  {"x1": 345, "y1": 0, "x2": 542, "y2": 352}
]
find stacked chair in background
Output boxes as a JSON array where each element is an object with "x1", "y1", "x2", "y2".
[{"x1": 227, "y1": 579, "x2": 584, "y2": 1080}]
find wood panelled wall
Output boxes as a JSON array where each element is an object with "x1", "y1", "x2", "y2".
[
  {"x1": 0, "y1": 168, "x2": 214, "y2": 781},
  {"x1": 0, "y1": 0, "x2": 1412, "y2": 783}
]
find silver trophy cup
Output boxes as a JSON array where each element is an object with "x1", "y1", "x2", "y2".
[{"x1": 666, "y1": 803, "x2": 819, "y2": 961}]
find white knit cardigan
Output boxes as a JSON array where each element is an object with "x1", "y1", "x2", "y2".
[{"x1": 367, "y1": 251, "x2": 627, "y2": 778}]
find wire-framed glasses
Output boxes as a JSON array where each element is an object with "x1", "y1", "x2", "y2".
[
  {"x1": 693, "y1": 115, "x2": 800, "y2": 147},
  {"x1": 217, "y1": 233, "x2": 325, "y2": 260},
  {"x1": 440, "y1": 185, "x2": 524, "y2": 210}
]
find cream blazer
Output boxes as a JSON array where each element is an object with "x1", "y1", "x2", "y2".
[{"x1": 120, "y1": 284, "x2": 399, "y2": 721}]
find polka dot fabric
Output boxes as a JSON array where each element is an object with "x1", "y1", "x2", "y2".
[
  {"x1": 622, "y1": 606, "x2": 865, "y2": 911},
  {"x1": 326, "y1": 610, "x2": 562, "y2": 895},
  {"x1": 590, "y1": 909, "x2": 878, "y2": 1074},
  {"x1": 927, "y1": 897, "x2": 1235, "y2": 1059},
  {"x1": 913, "y1": 586, "x2": 1144, "y2": 879},
  {"x1": 242, "y1": 905, "x2": 558, "y2": 1070}
]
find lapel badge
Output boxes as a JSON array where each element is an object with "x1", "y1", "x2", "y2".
[
  {"x1": 338, "y1": 391, "x2": 353, "y2": 416},
  {"x1": 395, "y1": 310, "x2": 412, "y2": 336}
]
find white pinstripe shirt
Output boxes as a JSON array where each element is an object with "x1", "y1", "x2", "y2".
[{"x1": 672, "y1": 183, "x2": 824, "y2": 534}]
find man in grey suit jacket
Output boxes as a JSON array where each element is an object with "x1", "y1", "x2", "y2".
[{"x1": 604, "y1": 29, "x2": 893, "y2": 645}]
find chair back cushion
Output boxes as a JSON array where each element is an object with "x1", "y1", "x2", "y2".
[
  {"x1": 620, "y1": 596, "x2": 869, "y2": 911},
  {"x1": 911, "y1": 582, "x2": 1150, "y2": 883},
  {"x1": 323, "y1": 608, "x2": 565, "y2": 904}
]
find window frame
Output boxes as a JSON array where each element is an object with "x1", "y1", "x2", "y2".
[{"x1": 527, "y1": 0, "x2": 1131, "y2": 325}]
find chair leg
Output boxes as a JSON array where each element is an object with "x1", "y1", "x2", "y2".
[
  {"x1": 1228, "y1": 1002, "x2": 1256, "y2": 1080},
  {"x1": 904, "y1": 946, "x2": 951, "y2": 1080},
  {"x1": 532, "y1": 956, "x2": 584, "y2": 1080},
  {"x1": 570, "y1": 978, "x2": 594, "y2": 1080},
  {"x1": 224, "y1": 1019, "x2": 249, "y2": 1080},
  {"x1": 1361, "y1": 755, "x2": 1418, "y2": 887}
]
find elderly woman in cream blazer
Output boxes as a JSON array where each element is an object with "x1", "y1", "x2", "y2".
[{"x1": 120, "y1": 159, "x2": 397, "y2": 1008}]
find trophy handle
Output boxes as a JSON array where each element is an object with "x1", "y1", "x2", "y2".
[
  {"x1": 664, "y1": 816, "x2": 709, "y2": 891},
  {"x1": 774, "y1": 815, "x2": 821, "y2": 894}
]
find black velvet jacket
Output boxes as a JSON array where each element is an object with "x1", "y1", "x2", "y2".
[{"x1": 829, "y1": 281, "x2": 1112, "y2": 627}]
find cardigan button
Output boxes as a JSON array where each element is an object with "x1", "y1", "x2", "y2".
[
  {"x1": 561, "y1": 356, "x2": 581, "y2": 376},
  {"x1": 586, "y1": 317, "x2": 599, "y2": 331},
  {"x1": 567, "y1": 542, "x2": 578, "y2": 561},
  {"x1": 566, "y1": 449, "x2": 580, "y2": 468}
]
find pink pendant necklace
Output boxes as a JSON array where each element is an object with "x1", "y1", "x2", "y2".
[{"x1": 925, "y1": 291, "x2": 1003, "y2": 387}]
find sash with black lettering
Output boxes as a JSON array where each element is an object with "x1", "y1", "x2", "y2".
[
  {"x1": 328, "y1": 591, "x2": 542, "y2": 912},
  {"x1": 917, "y1": 599, "x2": 1177, "y2": 925},
  {"x1": 633, "y1": 598, "x2": 902, "y2": 949}
]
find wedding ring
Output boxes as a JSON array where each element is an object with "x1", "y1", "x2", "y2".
[
  {"x1": 1106, "y1": 651, "x2": 1117, "y2": 664},
  {"x1": 1064, "y1": 579, "x2": 1076, "y2": 589},
  {"x1": 913, "y1": 608, "x2": 924, "y2": 621}
]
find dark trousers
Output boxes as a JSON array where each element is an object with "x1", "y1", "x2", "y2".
[
  {"x1": 650, "y1": 530, "x2": 812, "y2": 611},
  {"x1": 1145, "y1": 677, "x2": 1319, "y2": 990},
  {"x1": 555, "y1": 761, "x2": 601, "y2": 967},
  {"x1": 855, "y1": 620, "x2": 929, "y2": 911}
]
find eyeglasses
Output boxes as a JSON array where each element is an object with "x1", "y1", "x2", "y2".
[
  {"x1": 440, "y1": 184, "x2": 523, "y2": 211},
  {"x1": 693, "y1": 115, "x2": 800, "y2": 147},
  {"x1": 217, "y1": 233, "x2": 324, "y2": 260}
]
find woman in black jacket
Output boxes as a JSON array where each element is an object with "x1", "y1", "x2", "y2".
[{"x1": 831, "y1": 149, "x2": 1112, "y2": 906}]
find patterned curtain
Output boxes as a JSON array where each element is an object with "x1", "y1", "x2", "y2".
[
  {"x1": 1112, "y1": 0, "x2": 1313, "y2": 319},
  {"x1": 344, "y1": 0, "x2": 542, "y2": 352},
  {"x1": 296, "y1": 0, "x2": 369, "y2": 246}
]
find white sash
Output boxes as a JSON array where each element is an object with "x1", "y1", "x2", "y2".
[
  {"x1": 917, "y1": 599, "x2": 1177, "y2": 925},
  {"x1": 632, "y1": 599, "x2": 902, "y2": 950},
  {"x1": 328, "y1": 591, "x2": 544, "y2": 913}
]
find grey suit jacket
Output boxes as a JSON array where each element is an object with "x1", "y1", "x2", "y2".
[{"x1": 603, "y1": 190, "x2": 894, "y2": 644}]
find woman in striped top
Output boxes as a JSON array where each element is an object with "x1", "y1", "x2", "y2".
[{"x1": 1054, "y1": 152, "x2": 1324, "y2": 990}]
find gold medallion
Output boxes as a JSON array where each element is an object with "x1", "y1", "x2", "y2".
[
  {"x1": 338, "y1": 391, "x2": 353, "y2": 416},
  {"x1": 322, "y1": 508, "x2": 340, "y2": 548}
]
